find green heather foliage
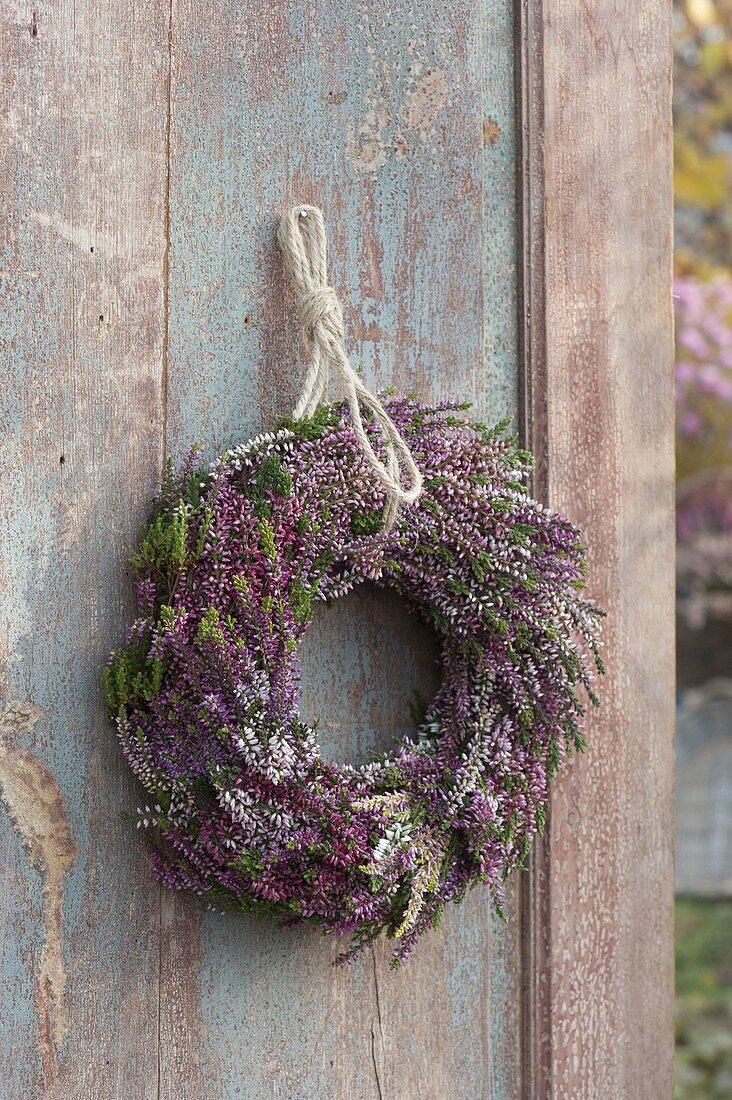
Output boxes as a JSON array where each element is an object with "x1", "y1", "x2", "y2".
[
  {"x1": 104, "y1": 629, "x2": 165, "y2": 716},
  {"x1": 280, "y1": 405, "x2": 340, "y2": 440},
  {"x1": 130, "y1": 504, "x2": 188, "y2": 574}
]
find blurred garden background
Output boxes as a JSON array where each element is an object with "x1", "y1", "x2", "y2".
[{"x1": 674, "y1": 3, "x2": 732, "y2": 1097}]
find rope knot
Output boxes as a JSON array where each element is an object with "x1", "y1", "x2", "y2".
[
  {"x1": 300, "y1": 286, "x2": 344, "y2": 344},
  {"x1": 277, "y1": 204, "x2": 423, "y2": 530}
]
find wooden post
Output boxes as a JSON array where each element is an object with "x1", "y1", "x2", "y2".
[{"x1": 521, "y1": 2, "x2": 676, "y2": 1096}]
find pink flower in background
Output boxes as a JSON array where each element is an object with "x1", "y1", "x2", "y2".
[
  {"x1": 675, "y1": 274, "x2": 732, "y2": 438},
  {"x1": 681, "y1": 410, "x2": 704, "y2": 437},
  {"x1": 675, "y1": 274, "x2": 732, "y2": 625},
  {"x1": 679, "y1": 326, "x2": 712, "y2": 359}
]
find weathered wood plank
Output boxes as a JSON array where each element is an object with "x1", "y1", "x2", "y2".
[
  {"x1": 161, "y1": 1, "x2": 522, "y2": 1097},
  {"x1": 523, "y1": 2, "x2": 675, "y2": 1096},
  {"x1": 481, "y1": 7, "x2": 524, "y2": 1094},
  {"x1": 0, "y1": 2, "x2": 168, "y2": 1095}
]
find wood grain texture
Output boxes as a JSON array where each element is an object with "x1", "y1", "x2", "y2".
[
  {"x1": 0, "y1": 2, "x2": 168, "y2": 1097},
  {"x1": 159, "y1": 2, "x2": 522, "y2": 1098},
  {"x1": 522, "y1": 2, "x2": 676, "y2": 1096}
]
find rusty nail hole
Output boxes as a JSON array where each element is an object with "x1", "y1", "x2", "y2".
[
  {"x1": 59, "y1": 454, "x2": 65, "y2": 465},
  {"x1": 99, "y1": 314, "x2": 104, "y2": 322},
  {"x1": 243, "y1": 315, "x2": 250, "y2": 325},
  {"x1": 90, "y1": 246, "x2": 94, "y2": 253},
  {"x1": 30, "y1": 11, "x2": 38, "y2": 37},
  {"x1": 483, "y1": 118, "x2": 501, "y2": 146}
]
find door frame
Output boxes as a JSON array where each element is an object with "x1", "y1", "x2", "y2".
[{"x1": 516, "y1": 2, "x2": 676, "y2": 1095}]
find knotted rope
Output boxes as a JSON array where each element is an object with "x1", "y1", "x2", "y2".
[{"x1": 276, "y1": 205, "x2": 423, "y2": 530}]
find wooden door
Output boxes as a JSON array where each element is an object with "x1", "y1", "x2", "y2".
[{"x1": 0, "y1": 2, "x2": 674, "y2": 1097}]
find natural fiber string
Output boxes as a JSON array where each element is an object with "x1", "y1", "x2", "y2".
[{"x1": 276, "y1": 204, "x2": 423, "y2": 530}]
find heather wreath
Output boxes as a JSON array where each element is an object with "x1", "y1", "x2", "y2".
[{"x1": 104, "y1": 397, "x2": 603, "y2": 965}]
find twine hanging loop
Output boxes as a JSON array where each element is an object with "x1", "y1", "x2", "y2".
[{"x1": 276, "y1": 205, "x2": 423, "y2": 529}]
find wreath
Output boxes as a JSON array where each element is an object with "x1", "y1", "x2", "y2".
[{"x1": 105, "y1": 208, "x2": 602, "y2": 965}]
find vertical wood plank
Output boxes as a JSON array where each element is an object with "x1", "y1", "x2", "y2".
[
  {"x1": 482, "y1": 6, "x2": 525, "y2": 1094},
  {"x1": 0, "y1": 3, "x2": 167, "y2": 1095},
  {"x1": 160, "y1": 1, "x2": 522, "y2": 1097},
  {"x1": 522, "y1": 2, "x2": 675, "y2": 1096}
]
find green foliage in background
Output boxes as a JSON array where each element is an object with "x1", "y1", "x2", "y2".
[{"x1": 676, "y1": 898, "x2": 732, "y2": 1099}]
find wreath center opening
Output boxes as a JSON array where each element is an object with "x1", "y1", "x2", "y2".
[{"x1": 298, "y1": 583, "x2": 440, "y2": 768}]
